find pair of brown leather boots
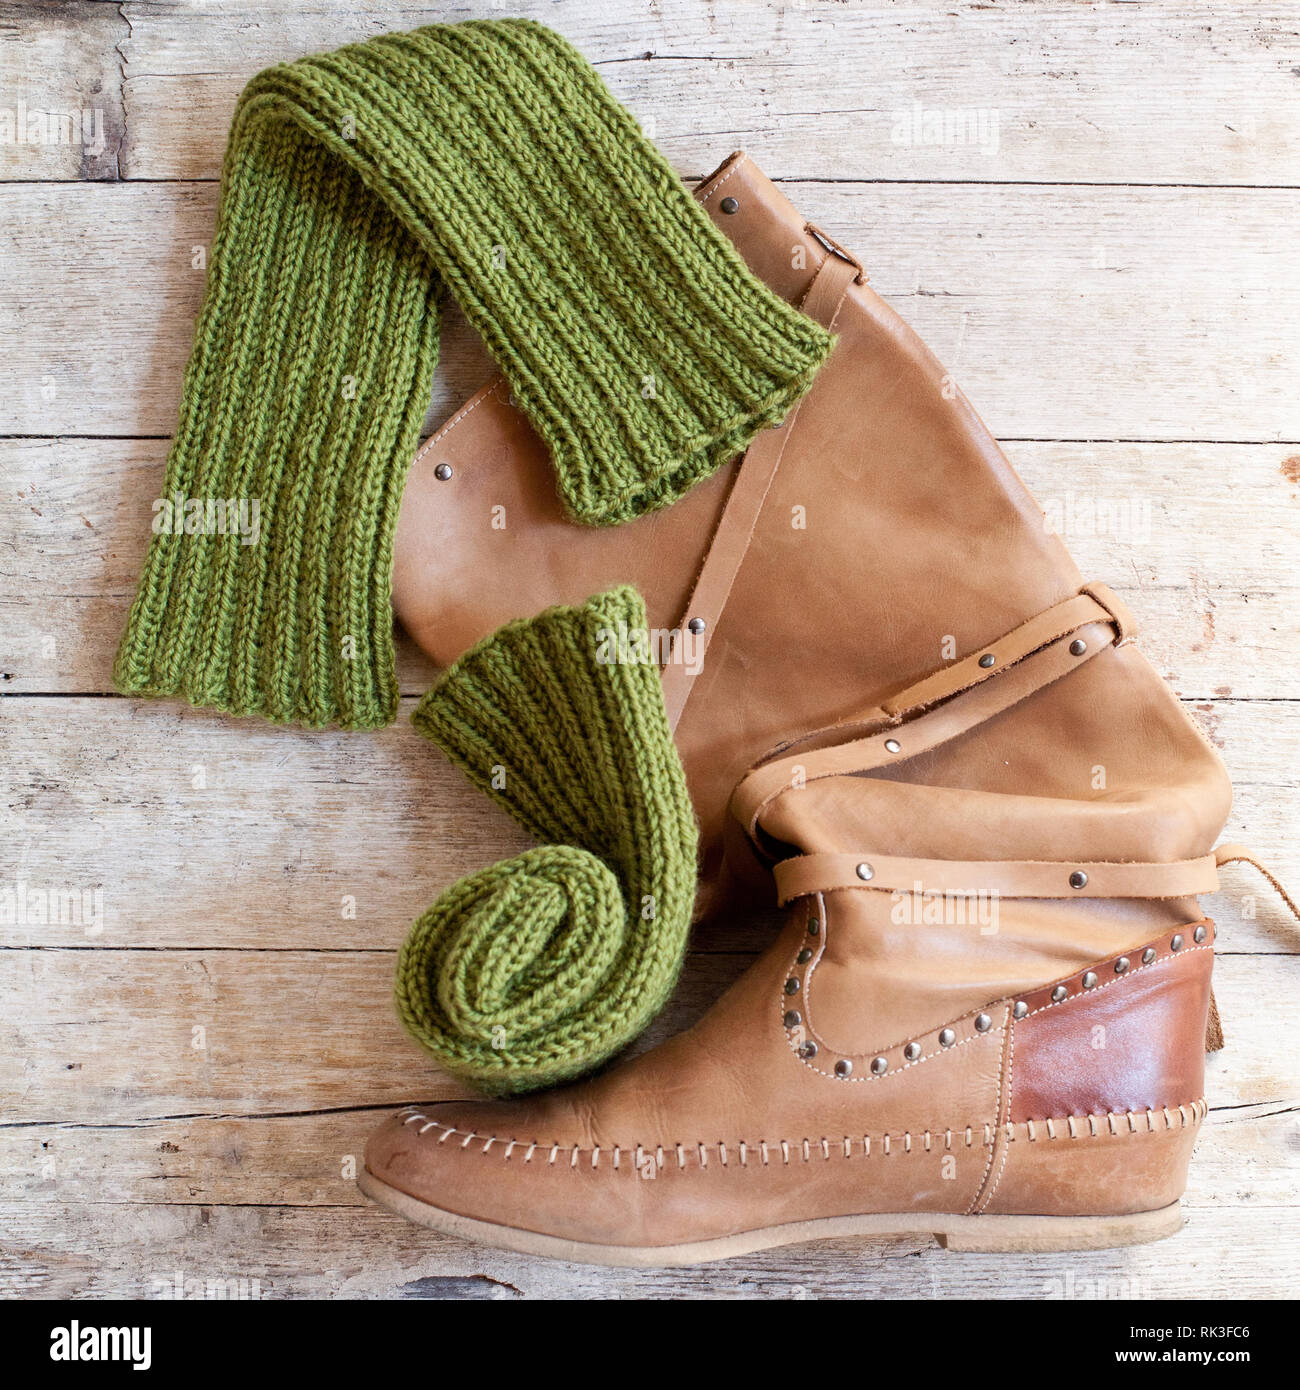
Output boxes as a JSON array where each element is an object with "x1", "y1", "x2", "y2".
[{"x1": 360, "y1": 152, "x2": 1247, "y2": 1265}]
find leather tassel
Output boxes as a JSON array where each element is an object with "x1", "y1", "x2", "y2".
[{"x1": 1205, "y1": 987, "x2": 1225, "y2": 1052}]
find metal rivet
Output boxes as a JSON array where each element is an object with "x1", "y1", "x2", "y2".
[
  {"x1": 783, "y1": 1010, "x2": 801, "y2": 1029},
  {"x1": 855, "y1": 862, "x2": 874, "y2": 882},
  {"x1": 1115, "y1": 957, "x2": 1130, "y2": 974},
  {"x1": 939, "y1": 1028, "x2": 956, "y2": 1047},
  {"x1": 799, "y1": 1041, "x2": 817, "y2": 1059},
  {"x1": 1068, "y1": 870, "x2": 1088, "y2": 890},
  {"x1": 719, "y1": 196, "x2": 739, "y2": 214},
  {"x1": 687, "y1": 617, "x2": 706, "y2": 634},
  {"x1": 904, "y1": 1042, "x2": 922, "y2": 1061},
  {"x1": 884, "y1": 738, "x2": 901, "y2": 754},
  {"x1": 1082, "y1": 971, "x2": 1098, "y2": 989},
  {"x1": 974, "y1": 1013, "x2": 992, "y2": 1032},
  {"x1": 1171, "y1": 934, "x2": 1184, "y2": 951},
  {"x1": 835, "y1": 1060, "x2": 853, "y2": 1077},
  {"x1": 1013, "y1": 1000, "x2": 1028, "y2": 1019},
  {"x1": 434, "y1": 463, "x2": 453, "y2": 481},
  {"x1": 797, "y1": 948, "x2": 812, "y2": 965},
  {"x1": 807, "y1": 919, "x2": 820, "y2": 936},
  {"x1": 871, "y1": 1056, "x2": 888, "y2": 1075},
  {"x1": 784, "y1": 978, "x2": 799, "y2": 995},
  {"x1": 1142, "y1": 947, "x2": 1156, "y2": 965},
  {"x1": 978, "y1": 653, "x2": 996, "y2": 668},
  {"x1": 1051, "y1": 984, "x2": 1068, "y2": 1003},
  {"x1": 1194, "y1": 925, "x2": 1207, "y2": 944},
  {"x1": 1069, "y1": 638, "x2": 1087, "y2": 656}
]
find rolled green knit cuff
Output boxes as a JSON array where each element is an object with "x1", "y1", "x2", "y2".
[
  {"x1": 401, "y1": 586, "x2": 699, "y2": 1093},
  {"x1": 113, "y1": 19, "x2": 831, "y2": 730}
]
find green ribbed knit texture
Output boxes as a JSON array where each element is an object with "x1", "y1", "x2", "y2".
[
  {"x1": 113, "y1": 19, "x2": 832, "y2": 729},
  {"x1": 399, "y1": 586, "x2": 698, "y2": 1094}
]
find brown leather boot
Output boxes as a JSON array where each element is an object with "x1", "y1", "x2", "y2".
[{"x1": 363, "y1": 153, "x2": 1236, "y2": 1261}]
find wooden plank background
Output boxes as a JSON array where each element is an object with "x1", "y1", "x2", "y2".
[{"x1": 1, "y1": 0, "x2": 1298, "y2": 1299}]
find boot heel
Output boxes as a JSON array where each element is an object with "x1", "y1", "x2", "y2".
[{"x1": 936, "y1": 1201, "x2": 1184, "y2": 1253}]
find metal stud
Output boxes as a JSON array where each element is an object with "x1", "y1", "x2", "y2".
[
  {"x1": 939, "y1": 1028, "x2": 956, "y2": 1047},
  {"x1": 687, "y1": 617, "x2": 706, "y2": 634},
  {"x1": 1115, "y1": 956, "x2": 1130, "y2": 974},
  {"x1": 855, "y1": 862, "x2": 874, "y2": 882},
  {"x1": 1069, "y1": 638, "x2": 1087, "y2": 656},
  {"x1": 784, "y1": 978, "x2": 799, "y2": 995},
  {"x1": 974, "y1": 1012, "x2": 992, "y2": 1032},
  {"x1": 904, "y1": 1042, "x2": 922, "y2": 1061},
  {"x1": 1194, "y1": 925, "x2": 1207, "y2": 944},
  {"x1": 835, "y1": 1060, "x2": 853, "y2": 1077},
  {"x1": 783, "y1": 1010, "x2": 801, "y2": 1029},
  {"x1": 807, "y1": 917, "x2": 819, "y2": 936},
  {"x1": 978, "y1": 653, "x2": 996, "y2": 668},
  {"x1": 1013, "y1": 1000, "x2": 1028, "y2": 1020},
  {"x1": 871, "y1": 1056, "x2": 888, "y2": 1075},
  {"x1": 1068, "y1": 870, "x2": 1089, "y2": 890},
  {"x1": 1051, "y1": 984, "x2": 1069, "y2": 1003},
  {"x1": 799, "y1": 1041, "x2": 818, "y2": 1059},
  {"x1": 1082, "y1": 971, "x2": 1098, "y2": 989},
  {"x1": 797, "y1": 948, "x2": 812, "y2": 965},
  {"x1": 719, "y1": 196, "x2": 740, "y2": 214},
  {"x1": 1171, "y1": 934, "x2": 1184, "y2": 952},
  {"x1": 884, "y1": 738, "x2": 901, "y2": 754},
  {"x1": 434, "y1": 463, "x2": 453, "y2": 481},
  {"x1": 1142, "y1": 947, "x2": 1156, "y2": 965}
]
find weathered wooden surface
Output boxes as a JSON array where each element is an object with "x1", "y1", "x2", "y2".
[
  {"x1": 4, "y1": 180, "x2": 1298, "y2": 441},
  {"x1": 6, "y1": 1199, "x2": 1300, "y2": 1301},
  {"x1": 2, "y1": 0, "x2": 1298, "y2": 1299},
  {"x1": 70, "y1": 3, "x2": 1300, "y2": 187},
  {"x1": 1, "y1": 696, "x2": 1297, "y2": 952},
  {"x1": 3, "y1": 438, "x2": 1297, "y2": 701}
]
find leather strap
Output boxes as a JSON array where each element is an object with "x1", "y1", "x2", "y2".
[
  {"x1": 749, "y1": 582, "x2": 1133, "y2": 770},
  {"x1": 660, "y1": 248, "x2": 861, "y2": 731},
  {"x1": 774, "y1": 850, "x2": 1221, "y2": 905},
  {"x1": 1214, "y1": 843, "x2": 1300, "y2": 923},
  {"x1": 1203, "y1": 844, "x2": 1300, "y2": 1053},
  {"x1": 871, "y1": 586, "x2": 1127, "y2": 723},
  {"x1": 731, "y1": 585, "x2": 1128, "y2": 841}
]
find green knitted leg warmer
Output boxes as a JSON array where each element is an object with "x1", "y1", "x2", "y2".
[
  {"x1": 399, "y1": 586, "x2": 698, "y2": 1094},
  {"x1": 114, "y1": 19, "x2": 832, "y2": 730}
]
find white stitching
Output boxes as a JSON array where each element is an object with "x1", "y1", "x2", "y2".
[
  {"x1": 973, "y1": 1008, "x2": 1015, "y2": 1213},
  {"x1": 698, "y1": 152, "x2": 748, "y2": 206},
  {"x1": 393, "y1": 1103, "x2": 1206, "y2": 1166},
  {"x1": 1020, "y1": 942, "x2": 1213, "y2": 1023},
  {"x1": 791, "y1": 918, "x2": 1211, "y2": 1079},
  {"x1": 410, "y1": 379, "x2": 507, "y2": 466}
]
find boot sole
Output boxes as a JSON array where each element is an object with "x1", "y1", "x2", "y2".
[{"x1": 358, "y1": 1167, "x2": 1184, "y2": 1267}]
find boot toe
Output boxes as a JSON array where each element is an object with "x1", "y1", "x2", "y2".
[
  {"x1": 360, "y1": 1098, "x2": 656, "y2": 1251},
  {"x1": 363, "y1": 1102, "x2": 504, "y2": 1210}
]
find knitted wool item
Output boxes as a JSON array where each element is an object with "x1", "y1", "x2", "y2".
[
  {"x1": 398, "y1": 586, "x2": 698, "y2": 1094},
  {"x1": 113, "y1": 19, "x2": 832, "y2": 729}
]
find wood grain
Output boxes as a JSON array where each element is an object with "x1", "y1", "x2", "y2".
[
  {"x1": 0, "y1": 1, "x2": 125, "y2": 181},
  {"x1": 0, "y1": 695, "x2": 1296, "y2": 950},
  {"x1": 109, "y1": 2, "x2": 1300, "y2": 187},
  {"x1": 1, "y1": 437, "x2": 1296, "y2": 698},
  {"x1": 3, "y1": 180, "x2": 1298, "y2": 441},
  {"x1": 6, "y1": 1090, "x2": 1298, "y2": 1210},
  {"x1": 3, "y1": 0, "x2": 1298, "y2": 1300},
  {"x1": 5, "y1": 1195, "x2": 1299, "y2": 1300},
  {"x1": 0, "y1": 948, "x2": 750, "y2": 1125}
]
